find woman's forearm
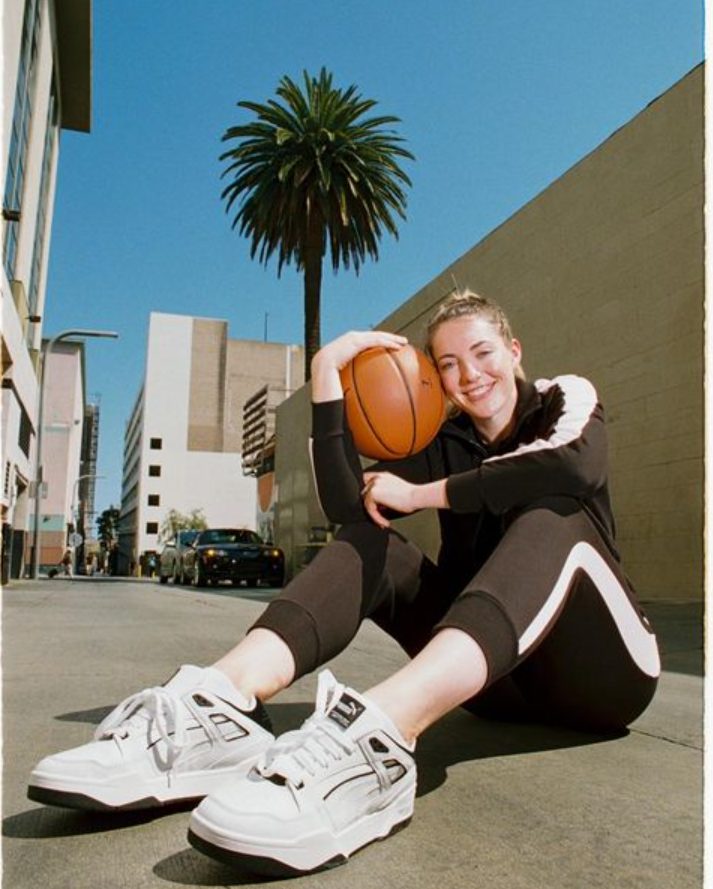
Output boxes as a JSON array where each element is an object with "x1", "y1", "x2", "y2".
[{"x1": 310, "y1": 354, "x2": 344, "y2": 403}]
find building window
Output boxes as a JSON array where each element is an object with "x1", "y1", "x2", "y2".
[
  {"x1": 146, "y1": 522, "x2": 158, "y2": 535},
  {"x1": 150, "y1": 437, "x2": 162, "y2": 449},
  {"x1": 18, "y1": 403, "x2": 32, "y2": 457},
  {"x1": 148, "y1": 464, "x2": 161, "y2": 477},
  {"x1": 148, "y1": 494, "x2": 159, "y2": 506},
  {"x1": 3, "y1": 0, "x2": 42, "y2": 279}
]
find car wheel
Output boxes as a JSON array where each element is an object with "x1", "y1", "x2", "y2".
[
  {"x1": 158, "y1": 573, "x2": 168, "y2": 585},
  {"x1": 194, "y1": 563, "x2": 207, "y2": 588}
]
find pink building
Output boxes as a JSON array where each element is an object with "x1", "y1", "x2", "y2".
[{"x1": 27, "y1": 341, "x2": 86, "y2": 570}]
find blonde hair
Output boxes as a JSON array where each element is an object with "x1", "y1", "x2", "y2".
[{"x1": 426, "y1": 288, "x2": 525, "y2": 379}]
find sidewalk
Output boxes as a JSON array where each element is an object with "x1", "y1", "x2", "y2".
[{"x1": 2, "y1": 578, "x2": 703, "y2": 889}]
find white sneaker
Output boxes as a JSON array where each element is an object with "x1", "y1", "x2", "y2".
[
  {"x1": 28, "y1": 665, "x2": 274, "y2": 811},
  {"x1": 188, "y1": 670, "x2": 416, "y2": 876}
]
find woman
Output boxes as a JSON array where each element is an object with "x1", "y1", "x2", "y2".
[{"x1": 28, "y1": 291, "x2": 660, "y2": 876}]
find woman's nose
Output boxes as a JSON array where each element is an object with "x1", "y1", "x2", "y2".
[{"x1": 460, "y1": 361, "x2": 481, "y2": 383}]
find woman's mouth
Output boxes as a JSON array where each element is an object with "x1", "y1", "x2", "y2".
[{"x1": 463, "y1": 381, "x2": 494, "y2": 400}]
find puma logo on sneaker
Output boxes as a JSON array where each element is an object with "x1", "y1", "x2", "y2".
[{"x1": 327, "y1": 692, "x2": 365, "y2": 729}]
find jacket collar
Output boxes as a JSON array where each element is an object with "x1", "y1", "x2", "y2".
[{"x1": 440, "y1": 378, "x2": 541, "y2": 452}]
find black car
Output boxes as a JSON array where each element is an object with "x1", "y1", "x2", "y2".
[{"x1": 183, "y1": 528, "x2": 285, "y2": 588}]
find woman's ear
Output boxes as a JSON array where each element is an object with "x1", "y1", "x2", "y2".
[{"x1": 511, "y1": 337, "x2": 522, "y2": 368}]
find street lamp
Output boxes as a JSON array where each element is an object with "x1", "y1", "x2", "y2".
[
  {"x1": 70, "y1": 473, "x2": 105, "y2": 574},
  {"x1": 30, "y1": 329, "x2": 118, "y2": 579}
]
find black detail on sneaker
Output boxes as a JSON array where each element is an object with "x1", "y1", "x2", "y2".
[
  {"x1": 326, "y1": 692, "x2": 365, "y2": 730},
  {"x1": 250, "y1": 699, "x2": 273, "y2": 733},
  {"x1": 27, "y1": 784, "x2": 203, "y2": 812},
  {"x1": 188, "y1": 828, "x2": 347, "y2": 876},
  {"x1": 384, "y1": 760, "x2": 408, "y2": 782},
  {"x1": 322, "y1": 771, "x2": 375, "y2": 800},
  {"x1": 369, "y1": 737, "x2": 389, "y2": 754},
  {"x1": 264, "y1": 773, "x2": 287, "y2": 787},
  {"x1": 192, "y1": 693, "x2": 214, "y2": 707},
  {"x1": 187, "y1": 815, "x2": 413, "y2": 876},
  {"x1": 215, "y1": 696, "x2": 273, "y2": 734}
]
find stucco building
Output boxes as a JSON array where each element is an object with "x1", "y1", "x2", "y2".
[
  {"x1": 273, "y1": 65, "x2": 704, "y2": 602},
  {"x1": 1, "y1": 0, "x2": 92, "y2": 580},
  {"x1": 27, "y1": 340, "x2": 86, "y2": 569},
  {"x1": 118, "y1": 312, "x2": 303, "y2": 573}
]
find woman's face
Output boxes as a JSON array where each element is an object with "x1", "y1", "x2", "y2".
[{"x1": 430, "y1": 315, "x2": 522, "y2": 442}]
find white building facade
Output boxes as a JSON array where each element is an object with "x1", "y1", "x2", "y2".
[
  {"x1": 119, "y1": 312, "x2": 302, "y2": 573},
  {"x1": 1, "y1": 0, "x2": 91, "y2": 580}
]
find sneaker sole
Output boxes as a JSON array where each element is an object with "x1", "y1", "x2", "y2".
[
  {"x1": 27, "y1": 752, "x2": 267, "y2": 812},
  {"x1": 187, "y1": 816, "x2": 412, "y2": 877},
  {"x1": 27, "y1": 784, "x2": 203, "y2": 812}
]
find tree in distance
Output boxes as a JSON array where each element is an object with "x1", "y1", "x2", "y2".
[
  {"x1": 160, "y1": 508, "x2": 208, "y2": 542},
  {"x1": 219, "y1": 67, "x2": 414, "y2": 380},
  {"x1": 96, "y1": 505, "x2": 120, "y2": 548}
]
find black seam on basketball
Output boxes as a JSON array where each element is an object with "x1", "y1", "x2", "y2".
[
  {"x1": 351, "y1": 357, "x2": 401, "y2": 456},
  {"x1": 386, "y1": 350, "x2": 417, "y2": 454}
]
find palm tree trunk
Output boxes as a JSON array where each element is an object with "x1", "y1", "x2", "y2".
[
  {"x1": 302, "y1": 216, "x2": 323, "y2": 382},
  {"x1": 302, "y1": 250, "x2": 321, "y2": 382}
]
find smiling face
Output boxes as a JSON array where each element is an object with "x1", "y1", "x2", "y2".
[{"x1": 430, "y1": 315, "x2": 522, "y2": 443}]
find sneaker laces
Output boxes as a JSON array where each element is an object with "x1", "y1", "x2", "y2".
[
  {"x1": 257, "y1": 670, "x2": 353, "y2": 786},
  {"x1": 94, "y1": 686, "x2": 187, "y2": 766}
]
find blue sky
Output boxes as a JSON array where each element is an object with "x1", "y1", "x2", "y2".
[{"x1": 44, "y1": 0, "x2": 704, "y2": 519}]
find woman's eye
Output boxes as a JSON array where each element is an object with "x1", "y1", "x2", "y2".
[{"x1": 439, "y1": 361, "x2": 455, "y2": 371}]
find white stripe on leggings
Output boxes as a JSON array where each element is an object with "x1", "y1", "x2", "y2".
[{"x1": 518, "y1": 541, "x2": 661, "y2": 678}]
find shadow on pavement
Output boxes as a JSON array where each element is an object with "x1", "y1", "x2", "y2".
[
  {"x1": 2, "y1": 799, "x2": 197, "y2": 840},
  {"x1": 415, "y1": 708, "x2": 625, "y2": 796},
  {"x1": 153, "y1": 848, "x2": 276, "y2": 886},
  {"x1": 55, "y1": 704, "x2": 115, "y2": 724}
]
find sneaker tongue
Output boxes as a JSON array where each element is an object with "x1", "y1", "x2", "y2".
[{"x1": 326, "y1": 690, "x2": 366, "y2": 731}]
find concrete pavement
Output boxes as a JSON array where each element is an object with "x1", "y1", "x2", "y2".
[{"x1": 2, "y1": 577, "x2": 703, "y2": 889}]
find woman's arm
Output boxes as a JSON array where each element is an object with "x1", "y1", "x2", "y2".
[
  {"x1": 310, "y1": 330, "x2": 410, "y2": 525},
  {"x1": 311, "y1": 330, "x2": 408, "y2": 402}
]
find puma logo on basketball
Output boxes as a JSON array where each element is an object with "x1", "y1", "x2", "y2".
[{"x1": 327, "y1": 692, "x2": 365, "y2": 729}]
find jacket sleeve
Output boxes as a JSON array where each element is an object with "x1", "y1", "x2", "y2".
[
  {"x1": 445, "y1": 376, "x2": 608, "y2": 515},
  {"x1": 310, "y1": 399, "x2": 437, "y2": 525}
]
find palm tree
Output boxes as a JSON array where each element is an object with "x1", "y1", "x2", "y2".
[{"x1": 220, "y1": 68, "x2": 414, "y2": 381}]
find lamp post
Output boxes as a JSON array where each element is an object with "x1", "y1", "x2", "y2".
[
  {"x1": 70, "y1": 473, "x2": 105, "y2": 574},
  {"x1": 30, "y1": 329, "x2": 118, "y2": 579}
]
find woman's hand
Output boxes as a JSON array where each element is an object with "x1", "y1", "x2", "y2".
[
  {"x1": 311, "y1": 330, "x2": 408, "y2": 402},
  {"x1": 361, "y1": 473, "x2": 450, "y2": 528},
  {"x1": 361, "y1": 472, "x2": 417, "y2": 529}
]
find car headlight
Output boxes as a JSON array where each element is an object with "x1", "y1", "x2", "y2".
[
  {"x1": 269, "y1": 549, "x2": 282, "y2": 558},
  {"x1": 203, "y1": 548, "x2": 228, "y2": 558}
]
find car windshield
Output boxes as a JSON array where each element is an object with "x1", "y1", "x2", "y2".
[
  {"x1": 198, "y1": 529, "x2": 262, "y2": 546},
  {"x1": 177, "y1": 530, "x2": 199, "y2": 545}
]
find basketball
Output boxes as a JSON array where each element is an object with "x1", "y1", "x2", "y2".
[{"x1": 339, "y1": 344, "x2": 445, "y2": 460}]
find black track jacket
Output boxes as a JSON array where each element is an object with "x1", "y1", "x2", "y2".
[{"x1": 310, "y1": 375, "x2": 619, "y2": 594}]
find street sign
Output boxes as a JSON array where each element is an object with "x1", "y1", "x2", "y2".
[{"x1": 68, "y1": 533, "x2": 83, "y2": 547}]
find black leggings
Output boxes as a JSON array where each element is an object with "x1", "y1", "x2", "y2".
[{"x1": 252, "y1": 498, "x2": 660, "y2": 731}]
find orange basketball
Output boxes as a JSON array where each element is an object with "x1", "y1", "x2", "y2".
[{"x1": 339, "y1": 344, "x2": 445, "y2": 460}]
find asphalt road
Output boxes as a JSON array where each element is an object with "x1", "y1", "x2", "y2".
[{"x1": 2, "y1": 577, "x2": 703, "y2": 889}]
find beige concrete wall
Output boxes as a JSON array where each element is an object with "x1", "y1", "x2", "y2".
[
  {"x1": 187, "y1": 320, "x2": 305, "y2": 453},
  {"x1": 188, "y1": 319, "x2": 227, "y2": 451},
  {"x1": 275, "y1": 65, "x2": 704, "y2": 600},
  {"x1": 223, "y1": 340, "x2": 304, "y2": 452}
]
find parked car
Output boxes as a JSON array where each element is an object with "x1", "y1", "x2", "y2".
[
  {"x1": 158, "y1": 529, "x2": 200, "y2": 584},
  {"x1": 182, "y1": 528, "x2": 285, "y2": 588}
]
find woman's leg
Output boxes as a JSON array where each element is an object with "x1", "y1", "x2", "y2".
[
  {"x1": 371, "y1": 497, "x2": 660, "y2": 737},
  {"x1": 212, "y1": 520, "x2": 452, "y2": 701}
]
